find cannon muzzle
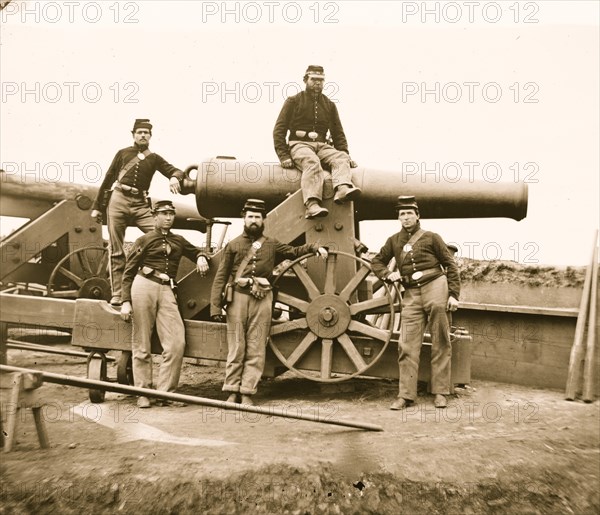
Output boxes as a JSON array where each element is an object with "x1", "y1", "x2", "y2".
[{"x1": 180, "y1": 157, "x2": 528, "y2": 221}]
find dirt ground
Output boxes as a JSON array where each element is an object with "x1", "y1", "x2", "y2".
[{"x1": 1, "y1": 344, "x2": 599, "y2": 515}]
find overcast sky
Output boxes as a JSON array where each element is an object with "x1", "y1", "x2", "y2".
[{"x1": 1, "y1": 0, "x2": 598, "y2": 266}]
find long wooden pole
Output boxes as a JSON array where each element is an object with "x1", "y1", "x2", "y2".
[
  {"x1": 0, "y1": 364, "x2": 383, "y2": 432},
  {"x1": 565, "y1": 230, "x2": 598, "y2": 400},
  {"x1": 583, "y1": 243, "x2": 599, "y2": 402}
]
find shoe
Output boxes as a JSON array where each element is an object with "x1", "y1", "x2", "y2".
[
  {"x1": 226, "y1": 393, "x2": 240, "y2": 403},
  {"x1": 110, "y1": 295, "x2": 122, "y2": 306},
  {"x1": 155, "y1": 399, "x2": 187, "y2": 407},
  {"x1": 434, "y1": 394, "x2": 447, "y2": 408},
  {"x1": 240, "y1": 395, "x2": 255, "y2": 406},
  {"x1": 334, "y1": 185, "x2": 362, "y2": 204},
  {"x1": 304, "y1": 200, "x2": 329, "y2": 219},
  {"x1": 390, "y1": 397, "x2": 412, "y2": 411},
  {"x1": 137, "y1": 396, "x2": 151, "y2": 408}
]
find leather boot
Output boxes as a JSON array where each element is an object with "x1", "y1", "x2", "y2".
[
  {"x1": 390, "y1": 397, "x2": 412, "y2": 411},
  {"x1": 137, "y1": 396, "x2": 151, "y2": 409},
  {"x1": 434, "y1": 394, "x2": 447, "y2": 408},
  {"x1": 334, "y1": 185, "x2": 362, "y2": 204},
  {"x1": 226, "y1": 393, "x2": 240, "y2": 403},
  {"x1": 304, "y1": 200, "x2": 328, "y2": 219},
  {"x1": 240, "y1": 395, "x2": 255, "y2": 406}
]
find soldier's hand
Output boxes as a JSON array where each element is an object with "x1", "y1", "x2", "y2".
[
  {"x1": 250, "y1": 281, "x2": 267, "y2": 300},
  {"x1": 120, "y1": 301, "x2": 133, "y2": 322},
  {"x1": 196, "y1": 256, "x2": 209, "y2": 276},
  {"x1": 169, "y1": 177, "x2": 181, "y2": 194},
  {"x1": 211, "y1": 314, "x2": 225, "y2": 323},
  {"x1": 90, "y1": 209, "x2": 102, "y2": 224},
  {"x1": 281, "y1": 159, "x2": 294, "y2": 169},
  {"x1": 447, "y1": 296, "x2": 459, "y2": 312},
  {"x1": 386, "y1": 271, "x2": 401, "y2": 282},
  {"x1": 349, "y1": 158, "x2": 358, "y2": 168},
  {"x1": 315, "y1": 247, "x2": 328, "y2": 260}
]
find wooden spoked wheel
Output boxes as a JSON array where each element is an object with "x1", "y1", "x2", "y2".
[
  {"x1": 47, "y1": 246, "x2": 110, "y2": 300},
  {"x1": 87, "y1": 352, "x2": 108, "y2": 403},
  {"x1": 269, "y1": 251, "x2": 396, "y2": 382}
]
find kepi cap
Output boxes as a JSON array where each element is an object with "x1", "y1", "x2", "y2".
[
  {"x1": 395, "y1": 195, "x2": 420, "y2": 214},
  {"x1": 132, "y1": 118, "x2": 153, "y2": 132},
  {"x1": 241, "y1": 198, "x2": 267, "y2": 217},
  {"x1": 446, "y1": 244, "x2": 459, "y2": 254},
  {"x1": 304, "y1": 65, "x2": 325, "y2": 79},
  {"x1": 152, "y1": 200, "x2": 176, "y2": 214}
]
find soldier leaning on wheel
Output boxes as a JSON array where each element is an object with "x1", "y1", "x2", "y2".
[
  {"x1": 120, "y1": 200, "x2": 210, "y2": 409},
  {"x1": 371, "y1": 196, "x2": 460, "y2": 411},
  {"x1": 91, "y1": 118, "x2": 186, "y2": 307},
  {"x1": 209, "y1": 199, "x2": 328, "y2": 406}
]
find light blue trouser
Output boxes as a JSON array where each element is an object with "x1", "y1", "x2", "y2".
[
  {"x1": 107, "y1": 189, "x2": 155, "y2": 298},
  {"x1": 131, "y1": 276, "x2": 186, "y2": 392},
  {"x1": 223, "y1": 291, "x2": 273, "y2": 395},
  {"x1": 399, "y1": 275, "x2": 452, "y2": 400},
  {"x1": 289, "y1": 141, "x2": 353, "y2": 204}
]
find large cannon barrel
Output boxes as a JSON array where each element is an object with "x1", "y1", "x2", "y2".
[
  {"x1": 180, "y1": 157, "x2": 528, "y2": 221},
  {"x1": 0, "y1": 171, "x2": 204, "y2": 230}
]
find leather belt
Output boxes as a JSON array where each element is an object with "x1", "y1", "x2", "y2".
[
  {"x1": 138, "y1": 270, "x2": 172, "y2": 285},
  {"x1": 401, "y1": 267, "x2": 444, "y2": 288},
  {"x1": 114, "y1": 183, "x2": 147, "y2": 198},
  {"x1": 289, "y1": 129, "x2": 327, "y2": 144}
]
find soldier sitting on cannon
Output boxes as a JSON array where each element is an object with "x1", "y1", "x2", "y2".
[{"x1": 273, "y1": 65, "x2": 361, "y2": 219}]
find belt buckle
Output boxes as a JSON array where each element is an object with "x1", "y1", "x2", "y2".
[
  {"x1": 308, "y1": 131, "x2": 318, "y2": 141},
  {"x1": 295, "y1": 130, "x2": 306, "y2": 138},
  {"x1": 157, "y1": 272, "x2": 170, "y2": 282},
  {"x1": 411, "y1": 271, "x2": 423, "y2": 280}
]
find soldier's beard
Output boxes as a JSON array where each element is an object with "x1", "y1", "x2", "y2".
[{"x1": 244, "y1": 224, "x2": 264, "y2": 237}]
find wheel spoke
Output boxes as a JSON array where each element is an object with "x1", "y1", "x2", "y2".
[
  {"x1": 56, "y1": 266, "x2": 83, "y2": 287},
  {"x1": 270, "y1": 318, "x2": 308, "y2": 336},
  {"x1": 323, "y1": 253, "x2": 337, "y2": 294},
  {"x1": 338, "y1": 264, "x2": 371, "y2": 302},
  {"x1": 349, "y1": 295, "x2": 392, "y2": 315},
  {"x1": 77, "y1": 250, "x2": 95, "y2": 278},
  {"x1": 96, "y1": 251, "x2": 109, "y2": 276},
  {"x1": 337, "y1": 333, "x2": 368, "y2": 372},
  {"x1": 276, "y1": 292, "x2": 310, "y2": 313},
  {"x1": 348, "y1": 320, "x2": 390, "y2": 342},
  {"x1": 286, "y1": 331, "x2": 318, "y2": 368},
  {"x1": 291, "y1": 262, "x2": 321, "y2": 300},
  {"x1": 320, "y1": 338, "x2": 334, "y2": 379}
]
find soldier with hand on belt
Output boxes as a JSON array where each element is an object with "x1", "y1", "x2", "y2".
[
  {"x1": 91, "y1": 118, "x2": 186, "y2": 307},
  {"x1": 210, "y1": 199, "x2": 328, "y2": 406},
  {"x1": 371, "y1": 196, "x2": 460, "y2": 411},
  {"x1": 273, "y1": 65, "x2": 361, "y2": 219},
  {"x1": 120, "y1": 200, "x2": 210, "y2": 408}
]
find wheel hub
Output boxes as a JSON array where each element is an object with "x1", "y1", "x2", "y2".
[{"x1": 306, "y1": 295, "x2": 351, "y2": 338}]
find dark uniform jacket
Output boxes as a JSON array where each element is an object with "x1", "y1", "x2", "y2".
[
  {"x1": 92, "y1": 144, "x2": 184, "y2": 211},
  {"x1": 371, "y1": 224, "x2": 461, "y2": 300},
  {"x1": 121, "y1": 228, "x2": 208, "y2": 303},
  {"x1": 210, "y1": 232, "x2": 318, "y2": 317},
  {"x1": 273, "y1": 91, "x2": 349, "y2": 162}
]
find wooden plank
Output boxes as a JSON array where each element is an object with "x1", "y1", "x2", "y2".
[
  {"x1": 0, "y1": 293, "x2": 75, "y2": 329},
  {"x1": 459, "y1": 302, "x2": 578, "y2": 318},
  {"x1": 566, "y1": 230, "x2": 598, "y2": 399}
]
